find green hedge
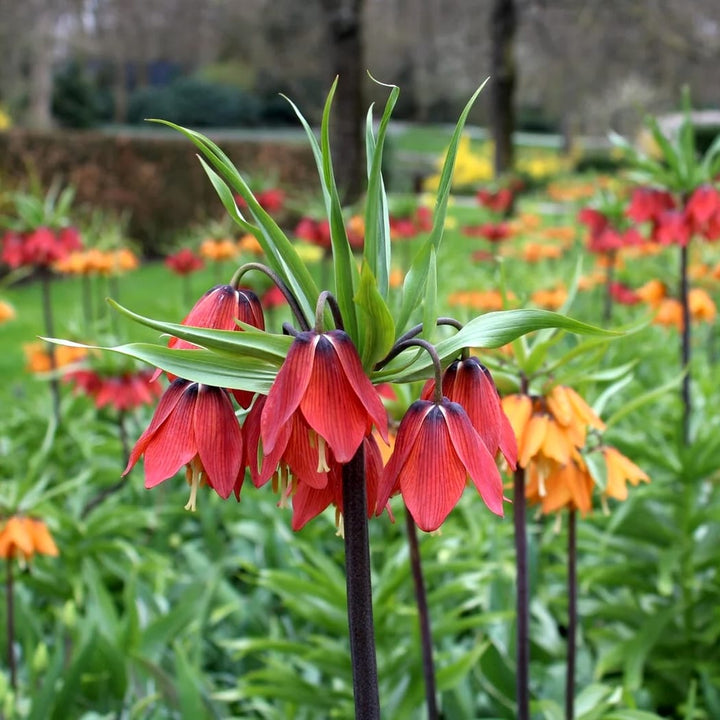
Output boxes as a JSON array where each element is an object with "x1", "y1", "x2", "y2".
[{"x1": 0, "y1": 130, "x2": 316, "y2": 254}]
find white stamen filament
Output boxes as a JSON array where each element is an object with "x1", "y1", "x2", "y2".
[
  {"x1": 316, "y1": 435, "x2": 330, "y2": 473},
  {"x1": 184, "y1": 462, "x2": 202, "y2": 512}
]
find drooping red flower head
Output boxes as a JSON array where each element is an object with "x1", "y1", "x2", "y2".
[
  {"x1": 377, "y1": 398, "x2": 505, "y2": 532},
  {"x1": 462, "y1": 222, "x2": 511, "y2": 242},
  {"x1": 685, "y1": 185, "x2": 720, "y2": 229},
  {"x1": 626, "y1": 188, "x2": 676, "y2": 224},
  {"x1": 242, "y1": 394, "x2": 331, "y2": 493},
  {"x1": 653, "y1": 210, "x2": 692, "y2": 247},
  {"x1": 477, "y1": 188, "x2": 513, "y2": 214},
  {"x1": 66, "y1": 368, "x2": 163, "y2": 411},
  {"x1": 261, "y1": 330, "x2": 388, "y2": 468},
  {"x1": 123, "y1": 379, "x2": 243, "y2": 508},
  {"x1": 578, "y1": 207, "x2": 610, "y2": 237},
  {"x1": 256, "y1": 188, "x2": 286, "y2": 214},
  {"x1": 167, "y1": 284, "x2": 265, "y2": 406},
  {"x1": 2, "y1": 226, "x2": 81, "y2": 269},
  {"x1": 421, "y1": 357, "x2": 517, "y2": 469},
  {"x1": 261, "y1": 285, "x2": 288, "y2": 309},
  {"x1": 165, "y1": 248, "x2": 205, "y2": 275},
  {"x1": 609, "y1": 281, "x2": 640, "y2": 305},
  {"x1": 291, "y1": 434, "x2": 384, "y2": 530}
]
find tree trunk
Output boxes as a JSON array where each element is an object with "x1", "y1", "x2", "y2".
[
  {"x1": 26, "y1": 4, "x2": 55, "y2": 130},
  {"x1": 320, "y1": 0, "x2": 365, "y2": 204},
  {"x1": 489, "y1": 0, "x2": 516, "y2": 177}
]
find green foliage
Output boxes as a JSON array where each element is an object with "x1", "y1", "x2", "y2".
[
  {"x1": 52, "y1": 60, "x2": 110, "y2": 129},
  {"x1": 128, "y1": 78, "x2": 262, "y2": 128}
]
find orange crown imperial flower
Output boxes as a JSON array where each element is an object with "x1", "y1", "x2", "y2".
[
  {"x1": 503, "y1": 386, "x2": 605, "y2": 470},
  {"x1": 0, "y1": 516, "x2": 59, "y2": 560}
]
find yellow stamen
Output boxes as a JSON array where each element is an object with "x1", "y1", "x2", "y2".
[
  {"x1": 316, "y1": 435, "x2": 330, "y2": 473},
  {"x1": 335, "y1": 510, "x2": 344, "y2": 538},
  {"x1": 184, "y1": 459, "x2": 202, "y2": 511},
  {"x1": 538, "y1": 471, "x2": 547, "y2": 498}
]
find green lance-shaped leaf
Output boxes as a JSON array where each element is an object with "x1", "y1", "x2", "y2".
[
  {"x1": 319, "y1": 79, "x2": 360, "y2": 342},
  {"x1": 364, "y1": 78, "x2": 398, "y2": 298},
  {"x1": 45, "y1": 339, "x2": 280, "y2": 395},
  {"x1": 421, "y1": 245, "x2": 437, "y2": 342},
  {"x1": 149, "y1": 119, "x2": 318, "y2": 324},
  {"x1": 354, "y1": 260, "x2": 395, "y2": 370},
  {"x1": 107, "y1": 299, "x2": 293, "y2": 362},
  {"x1": 374, "y1": 309, "x2": 618, "y2": 383},
  {"x1": 282, "y1": 81, "x2": 360, "y2": 343},
  {"x1": 396, "y1": 80, "x2": 488, "y2": 332}
]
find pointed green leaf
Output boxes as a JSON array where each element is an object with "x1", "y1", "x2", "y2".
[
  {"x1": 149, "y1": 119, "x2": 318, "y2": 324},
  {"x1": 52, "y1": 340, "x2": 280, "y2": 394},
  {"x1": 395, "y1": 81, "x2": 488, "y2": 332},
  {"x1": 375, "y1": 309, "x2": 617, "y2": 383},
  {"x1": 364, "y1": 79, "x2": 398, "y2": 297},
  {"x1": 422, "y1": 246, "x2": 437, "y2": 342},
  {"x1": 319, "y1": 78, "x2": 360, "y2": 342},
  {"x1": 354, "y1": 260, "x2": 395, "y2": 370}
]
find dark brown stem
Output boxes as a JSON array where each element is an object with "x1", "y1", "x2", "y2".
[
  {"x1": 6, "y1": 557, "x2": 16, "y2": 690},
  {"x1": 566, "y1": 509, "x2": 577, "y2": 720},
  {"x1": 376, "y1": 338, "x2": 443, "y2": 404},
  {"x1": 405, "y1": 510, "x2": 439, "y2": 720},
  {"x1": 514, "y1": 372, "x2": 529, "y2": 720},
  {"x1": 602, "y1": 251, "x2": 615, "y2": 323},
  {"x1": 315, "y1": 290, "x2": 345, "y2": 332},
  {"x1": 230, "y1": 261, "x2": 310, "y2": 331},
  {"x1": 679, "y1": 243, "x2": 691, "y2": 444},
  {"x1": 342, "y1": 445, "x2": 380, "y2": 719},
  {"x1": 513, "y1": 463, "x2": 529, "y2": 720},
  {"x1": 41, "y1": 270, "x2": 61, "y2": 425}
]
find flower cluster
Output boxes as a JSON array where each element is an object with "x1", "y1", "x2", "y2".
[
  {"x1": 0, "y1": 516, "x2": 58, "y2": 560},
  {"x1": 65, "y1": 368, "x2": 163, "y2": 411},
  {"x1": 627, "y1": 185, "x2": 720, "y2": 246},
  {"x1": 124, "y1": 283, "x2": 516, "y2": 533},
  {"x1": 54, "y1": 247, "x2": 139, "y2": 276},
  {"x1": 578, "y1": 206, "x2": 643, "y2": 254},
  {"x1": 1, "y1": 226, "x2": 83, "y2": 269},
  {"x1": 503, "y1": 385, "x2": 648, "y2": 514}
]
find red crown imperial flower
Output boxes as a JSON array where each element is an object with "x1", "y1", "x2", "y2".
[
  {"x1": 261, "y1": 330, "x2": 389, "y2": 469},
  {"x1": 377, "y1": 398, "x2": 504, "y2": 532},
  {"x1": 123, "y1": 379, "x2": 244, "y2": 509}
]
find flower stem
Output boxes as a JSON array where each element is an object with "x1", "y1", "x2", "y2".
[
  {"x1": 342, "y1": 445, "x2": 380, "y2": 719},
  {"x1": 513, "y1": 463, "x2": 529, "y2": 720},
  {"x1": 405, "y1": 510, "x2": 439, "y2": 720},
  {"x1": 679, "y1": 243, "x2": 691, "y2": 445},
  {"x1": 602, "y1": 250, "x2": 615, "y2": 323},
  {"x1": 6, "y1": 557, "x2": 16, "y2": 690},
  {"x1": 566, "y1": 508, "x2": 577, "y2": 720},
  {"x1": 375, "y1": 338, "x2": 443, "y2": 405},
  {"x1": 230, "y1": 261, "x2": 310, "y2": 331},
  {"x1": 315, "y1": 290, "x2": 345, "y2": 332},
  {"x1": 41, "y1": 269, "x2": 61, "y2": 425}
]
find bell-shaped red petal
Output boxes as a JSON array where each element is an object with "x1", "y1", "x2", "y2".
[
  {"x1": 441, "y1": 401, "x2": 504, "y2": 516},
  {"x1": 124, "y1": 379, "x2": 190, "y2": 475},
  {"x1": 194, "y1": 386, "x2": 244, "y2": 499},
  {"x1": 141, "y1": 384, "x2": 200, "y2": 488},
  {"x1": 377, "y1": 400, "x2": 433, "y2": 511},
  {"x1": 261, "y1": 333, "x2": 317, "y2": 454},
  {"x1": 395, "y1": 404, "x2": 468, "y2": 532}
]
